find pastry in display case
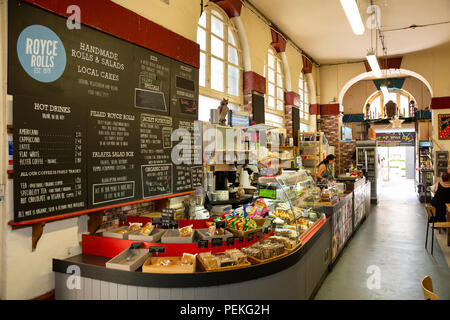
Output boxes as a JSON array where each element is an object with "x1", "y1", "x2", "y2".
[{"x1": 258, "y1": 169, "x2": 326, "y2": 247}]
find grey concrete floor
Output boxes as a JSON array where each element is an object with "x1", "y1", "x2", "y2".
[{"x1": 315, "y1": 178, "x2": 450, "y2": 300}]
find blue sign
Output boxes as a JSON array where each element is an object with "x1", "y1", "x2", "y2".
[{"x1": 16, "y1": 25, "x2": 66, "y2": 83}]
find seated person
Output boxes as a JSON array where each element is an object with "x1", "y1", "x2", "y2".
[{"x1": 431, "y1": 172, "x2": 450, "y2": 223}]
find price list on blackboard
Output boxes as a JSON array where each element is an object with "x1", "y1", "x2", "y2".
[
  {"x1": 13, "y1": 95, "x2": 87, "y2": 221},
  {"x1": 87, "y1": 109, "x2": 139, "y2": 207}
]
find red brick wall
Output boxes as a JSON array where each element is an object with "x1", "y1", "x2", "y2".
[{"x1": 339, "y1": 141, "x2": 356, "y2": 174}]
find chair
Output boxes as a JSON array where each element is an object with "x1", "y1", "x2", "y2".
[
  {"x1": 425, "y1": 204, "x2": 436, "y2": 255},
  {"x1": 421, "y1": 276, "x2": 440, "y2": 300}
]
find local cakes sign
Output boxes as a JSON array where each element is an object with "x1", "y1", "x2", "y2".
[{"x1": 8, "y1": 0, "x2": 201, "y2": 222}]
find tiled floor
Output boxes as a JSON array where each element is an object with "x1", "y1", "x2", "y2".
[{"x1": 315, "y1": 178, "x2": 450, "y2": 300}]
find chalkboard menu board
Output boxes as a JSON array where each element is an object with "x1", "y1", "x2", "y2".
[
  {"x1": 8, "y1": 0, "x2": 202, "y2": 222},
  {"x1": 170, "y1": 61, "x2": 199, "y2": 119},
  {"x1": 13, "y1": 95, "x2": 87, "y2": 221}
]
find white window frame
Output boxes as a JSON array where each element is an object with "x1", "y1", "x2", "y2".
[
  {"x1": 197, "y1": 4, "x2": 243, "y2": 107},
  {"x1": 265, "y1": 47, "x2": 285, "y2": 127},
  {"x1": 299, "y1": 72, "x2": 310, "y2": 125}
]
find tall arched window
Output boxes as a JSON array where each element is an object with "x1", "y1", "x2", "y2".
[
  {"x1": 365, "y1": 89, "x2": 416, "y2": 119},
  {"x1": 196, "y1": 4, "x2": 243, "y2": 121},
  {"x1": 264, "y1": 47, "x2": 285, "y2": 127},
  {"x1": 299, "y1": 72, "x2": 310, "y2": 131}
]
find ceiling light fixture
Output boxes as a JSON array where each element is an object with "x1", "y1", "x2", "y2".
[
  {"x1": 366, "y1": 53, "x2": 382, "y2": 78},
  {"x1": 340, "y1": 0, "x2": 365, "y2": 35}
]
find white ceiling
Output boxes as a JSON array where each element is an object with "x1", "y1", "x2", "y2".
[{"x1": 250, "y1": 0, "x2": 450, "y2": 64}]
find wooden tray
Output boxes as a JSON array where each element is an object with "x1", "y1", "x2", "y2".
[
  {"x1": 142, "y1": 256, "x2": 196, "y2": 274},
  {"x1": 161, "y1": 229, "x2": 195, "y2": 243},
  {"x1": 197, "y1": 254, "x2": 251, "y2": 272},
  {"x1": 246, "y1": 250, "x2": 288, "y2": 265},
  {"x1": 103, "y1": 226, "x2": 130, "y2": 239},
  {"x1": 226, "y1": 227, "x2": 262, "y2": 238},
  {"x1": 105, "y1": 248, "x2": 149, "y2": 271},
  {"x1": 127, "y1": 228, "x2": 165, "y2": 242},
  {"x1": 196, "y1": 228, "x2": 234, "y2": 242}
]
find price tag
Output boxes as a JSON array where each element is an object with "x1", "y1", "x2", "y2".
[
  {"x1": 197, "y1": 240, "x2": 209, "y2": 249},
  {"x1": 151, "y1": 217, "x2": 162, "y2": 225},
  {"x1": 247, "y1": 233, "x2": 254, "y2": 242},
  {"x1": 226, "y1": 237, "x2": 236, "y2": 246},
  {"x1": 257, "y1": 230, "x2": 262, "y2": 238},
  {"x1": 162, "y1": 208, "x2": 175, "y2": 220},
  {"x1": 149, "y1": 246, "x2": 165, "y2": 254},
  {"x1": 170, "y1": 221, "x2": 179, "y2": 229},
  {"x1": 212, "y1": 238, "x2": 223, "y2": 247},
  {"x1": 239, "y1": 237, "x2": 244, "y2": 244}
]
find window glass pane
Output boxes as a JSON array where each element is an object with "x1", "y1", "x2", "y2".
[
  {"x1": 277, "y1": 60, "x2": 282, "y2": 72},
  {"x1": 211, "y1": 57, "x2": 224, "y2": 92},
  {"x1": 268, "y1": 84, "x2": 275, "y2": 97},
  {"x1": 277, "y1": 73, "x2": 283, "y2": 87},
  {"x1": 305, "y1": 112, "x2": 309, "y2": 120},
  {"x1": 228, "y1": 46, "x2": 239, "y2": 65},
  {"x1": 277, "y1": 99, "x2": 284, "y2": 111},
  {"x1": 268, "y1": 96, "x2": 275, "y2": 109},
  {"x1": 299, "y1": 72, "x2": 303, "y2": 81},
  {"x1": 400, "y1": 94, "x2": 409, "y2": 117},
  {"x1": 265, "y1": 112, "x2": 284, "y2": 126},
  {"x1": 228, "y1": 28, "x2": 236, "y2": 45},
  {"x1": 268, "y1": 68, "x2": 275, "y2": 84},
  {"x1": 197, "y1": 27, "x2": 206, "y2": 51},
  {"x1": 305, "y1": 91, "x2": 309, "y2": 103},
  {"x1": 228, "y1": 65, "x2": 240, "y2": 97},
  {"x1": 299, "y1": 90, "x2": 304, "y2": 102},
  {"x1": 199, "y1": 12, "x2": 206, "y2": 28},
  {"x1": 211, "y1": 36, "x2": 224, "y2": 59},
  {"x1": 268, "y1": 54, "x2": 275, "y2": 69},
  {"x1": 198, "y1": 95, "x2": 221, "y2": 121},
  {"x1": 211, "y1": 15, "x2": 224, "y2": 38},
  {"x1": 199, "y1": 52, "x2": 206, "y2": 87},
  {"x1": 277, "y1": 87, "x2": 284, "y2": 100}
]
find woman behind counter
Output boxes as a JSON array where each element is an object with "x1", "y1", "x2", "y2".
[{"x1": 317, "y1": 154, "x2": 336, "y2": 184}]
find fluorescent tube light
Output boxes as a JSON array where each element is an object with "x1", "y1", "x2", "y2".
[
  {"x1": 366, "y1": 53, "x2": 382, "y2": 78},
  {"x1": 380, "y1": 85, "x2": 389, "y2": 98},
  {"x1": 340, "y1": 0, "x2": 365, "y2": 35}
]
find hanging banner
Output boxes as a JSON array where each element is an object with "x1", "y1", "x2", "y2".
[{"x1": 376, "y1": 132, "x2": 416, "y2": 147}]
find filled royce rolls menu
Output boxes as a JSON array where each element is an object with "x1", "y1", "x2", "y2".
[
  {"x1": 13, "y1": 95, "x2": 87, "y2": 222},
  {"x1": 87, "y1": 109, "x2": 140, "y2": 207}
]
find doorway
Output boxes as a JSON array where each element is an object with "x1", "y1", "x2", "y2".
[{"x1": 378, "y1": 146, "x2": 415, "y2": 182}]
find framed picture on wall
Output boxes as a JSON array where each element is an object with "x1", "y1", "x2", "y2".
[{"x1": 438, "y1": 114, "x2": 450, "y2": 139}]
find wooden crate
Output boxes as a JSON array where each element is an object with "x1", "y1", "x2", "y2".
[
  {"x1": 246, "y1": 250, "x2": 288, "y2": 264},
  {"x1": 196, "y1": 228, "x2": 234, "y2": 242},
  {"x1": 127, "y1": 228, "x2": 165, "y2": 242},
  {"x1": 197, "y1": 254, "x2": 251, "y2": 272},
  {"x1": 161, "y1": 229, "x2": 195, "y2": 243},
  {"x1": 105, "y1": 248, "x2": 149, "y2": 271},
  {"x1": 142, "y1": 256, "x2": 196, "y2": 274},
  {"x1": 225, "y1": 218, "x2": 266, "y2": 237}
]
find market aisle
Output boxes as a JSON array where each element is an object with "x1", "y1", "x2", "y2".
[{"x1": 314, "y1": 178, "x2": 450, "y2": 300}]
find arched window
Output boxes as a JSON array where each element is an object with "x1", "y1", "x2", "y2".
[
  {"x1": 264, "y1": 47, "x2": 285, "y2": 127},
  {"x1": 365, "y1": 89, "x2": 416, "y2": 119},
  {"x1": 299, "y1": 72, "x2": 310, "y2": 131},
  {"x1": 196, "y1": 4, "x2": 243, "y2": 121}
]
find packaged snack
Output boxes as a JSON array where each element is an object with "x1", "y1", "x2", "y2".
[
  {"x1": 202, "y1": 256, "x2": 220, "y2": 269},
  {"x1": 181, "y1": 253, "x2": 197, "y2": 265},
  {"x1": 248, "y1": 199, "x2": 269, "y2": 219},
  {"x1": 116, "y1": 229, "x2": 127, "y2": 234},
  {"x1": 225, "y1": 249, "x2": 248, "y2": 265},
  {"x1": 128, "y1": 223, "x2": 142, "y2": 232},
  {"x1": 218, "y1": 256, "x2": 235, "y2": 267},
  {"x1": 207, "y1": 222, "x2": 216, "y2": 236},
  {"x1": 179, "y1": 225, "x2": 193, "y2": 237}
]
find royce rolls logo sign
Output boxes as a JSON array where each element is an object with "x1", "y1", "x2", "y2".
[{"x1": 16, "y1": 25, "x2": 67, "y2": 83}]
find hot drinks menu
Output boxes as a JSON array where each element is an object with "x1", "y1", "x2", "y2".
[{"x1": 9, "y1": 0, "x2": 201, "y2": 221}]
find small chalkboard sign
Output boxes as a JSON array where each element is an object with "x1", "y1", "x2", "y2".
[
  {"x1": 257, "y1": 230, "x2": 262, "y2": 238},
  {"x1": 226, "y1": 237, "x2": 236, "y2": 246},
  {"x1": 151, "y1": 217, "x2": 162, "y2": 225},
  {"x1": 149, "y1": 246, "x2": 165, "y2": 254},
  {"x1": 239, "y1": 237, "x2": 244, "y2": 244},
  {"x1": 197, "y1": 240, "x2": 209, "y2": 249},
  {"x1": 170, "y1": 221, "x2": 179, "y2": 229},
  {"x1": 162, "y1": 208, "x2": 175, "y2": 220},
  {"x1": 247, "y1": 233, "x2": 255, "y2": 242},
  {"x1": 216, "y1": 220, "x2": 226, "y2": 229},
  {"x1": 212, "y1": 238, "x2": 223, "y2": 247}
]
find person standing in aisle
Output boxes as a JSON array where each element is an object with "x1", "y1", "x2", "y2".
[
  {"x1": 431, "y1": 171, "x2": 450, "y2": 223},
  {"x1": 317, "y1": 154, "x2": 336, "y2": 184}
]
